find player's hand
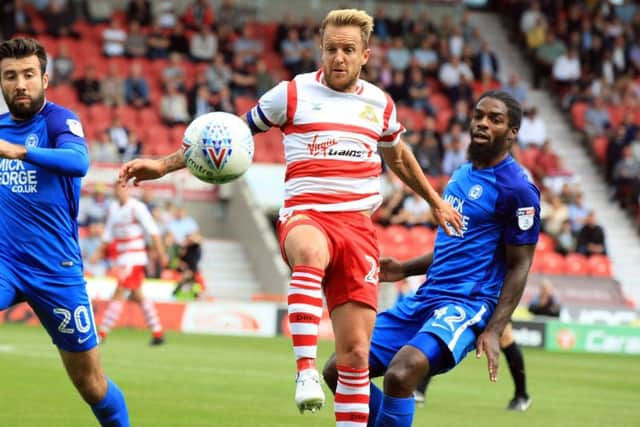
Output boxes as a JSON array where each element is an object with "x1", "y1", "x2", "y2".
[
  {"x1": 119, "y1": 159, "x2": 165, "y2": 186},
  {"x1": 431, "y1": 200, "x2": 463, "y2": 237},
  {"x1": 0, "y1": 139, "x2": 26, "y2": 160},
  {"x1": 476, "y1": 329, "x2": 501, "y2": 382},
  {"x1": 379, "y1": 257, "x2": 407, "y2": 282}
]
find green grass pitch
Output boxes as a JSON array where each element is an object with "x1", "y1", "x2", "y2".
[{"x1": 0, "y1": 323, "x2": 638, "y2": 426}]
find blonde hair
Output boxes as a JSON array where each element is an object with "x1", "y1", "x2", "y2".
[{"x1": 320, "y1": 9, "x2": 374, "y2": 47}]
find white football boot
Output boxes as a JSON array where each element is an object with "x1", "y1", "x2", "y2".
[{"x1": 295, "y1": 369, "x2": 325, "y2": 414}]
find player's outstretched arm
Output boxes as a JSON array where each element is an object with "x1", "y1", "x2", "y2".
[
  {"x1": 476, "y1": 243, "x2": 535, "y2": 382},
  {"x1": 379, "y1": 252, "x2": 434, "y2": 282},
  {"x1": 119, "y1": 149, "x2": 186, "y2": 186},
  {"x1": 379, "y1": 142, "x2": 463, "y2": 236}
]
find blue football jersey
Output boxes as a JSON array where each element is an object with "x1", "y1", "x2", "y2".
[
  {"x1": 0, "y1": 102, "x2": 87, "y2": 278},
  {"x1": 422, "y1": 156, "x2": 540, "y2": 304}
]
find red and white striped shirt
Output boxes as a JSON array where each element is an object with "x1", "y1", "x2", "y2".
[
  {"x1": 103, "y1": 198, "x2": 160, "y2": 267},
  {"x1": 247, "y1": 70, "x2": 405, "y2": 218}
]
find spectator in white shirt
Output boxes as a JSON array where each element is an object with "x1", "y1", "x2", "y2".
[
  {"x1": 518, "y1": 106, "x2": 547, "y2": 148},
  {"x1": 552, "y1": 48, "x2": 581, "y2": 87},
  {"x1": 102, "y1": 18, "x2": 127, "y2": 57},
  {"x1": 190, "y1": 25, "x2": 218, "y2": 62}
]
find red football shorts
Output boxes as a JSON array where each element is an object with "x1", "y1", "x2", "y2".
[
  {"x1": 115, "y1": 265, "x2": 146, "y2": 290},
  {"x1": 277, "y1": 210, "x2": 380, "y2": 312}
]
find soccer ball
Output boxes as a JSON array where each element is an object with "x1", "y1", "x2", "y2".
[{"x1": 181, "y1": 112, "x2": 254, "y2": 184}]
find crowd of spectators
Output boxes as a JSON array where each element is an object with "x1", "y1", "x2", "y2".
[
  {"x1": 501, "y1": 0, "x2": 640, "y2": 231},
  {"x1": 0, "y1": 0, "x2": 618, "y2": 275}
]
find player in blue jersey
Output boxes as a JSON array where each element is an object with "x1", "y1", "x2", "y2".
[
  {"x1": 380, "y1": 255, "x2": 531, "y2": 412},
  {"x1": 323, "y1": 90, "x2": 540, "y2": 426},
  {"x1": 0, "y1": 38, "x2": 129, "y2": 426}
]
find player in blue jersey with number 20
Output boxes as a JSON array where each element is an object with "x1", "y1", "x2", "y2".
[
  {"x1": 323, "y1": 90, "x2": 540, "y2": 426},
  {"x1": 0, "y1": 38, "x2": 129, "y2": 426}
]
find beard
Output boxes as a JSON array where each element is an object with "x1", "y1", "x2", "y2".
[
  {"x1": 4, "y1": 89, "x2": 45, "y2": 120},
  {"x1": 468, "y1": 131, "x2": 509, "y2": 165}
]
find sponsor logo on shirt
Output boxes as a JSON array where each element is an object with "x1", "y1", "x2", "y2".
[
  {"x1": 517, "y1": 206, "x2": 535, "y2": 230},
  {"x1": 0, "y1": 159, "x2": 37, "y2": 193},
  {"x1": 308, "y1": 135, "x2": 338, "y2": 156}
]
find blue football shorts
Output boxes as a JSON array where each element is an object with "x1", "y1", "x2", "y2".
[
  {"x1": 369, "y1": 289, "x2": 493, "y2": 375},
  {"x1": 0, "y1": 261, "x2": 98, "y2": 352}
]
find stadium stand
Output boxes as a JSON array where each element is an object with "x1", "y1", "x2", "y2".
[{"x1": 2, "y1": 0, "x2": 637, "y2": 307}]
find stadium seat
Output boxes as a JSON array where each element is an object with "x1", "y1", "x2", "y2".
[
  {"x1": 234, "y1": 96, "x2": 257, "y2": 116},
  {"x1": 607, "y1": 105, "x2": 626, "y2": 129},
  {"x1": 535, "y1": 232, "x2": 555, "y2": 254},
  {"x1": 537, "y1": 251, "x2": 566, "y2": 275},
  {"x1": 397, "y1": 106, "x2": 426, "y2": 132},
  {"x1": 587, "y1": 254, "x2": 612, "y2": 278},
  {"x1": 380, "y1": 225, "x2": 411, "y2": 247},
  {"x1": 570, "y1": 102, "x2": 588, "y2": 131},
  {"x1": 592, "y1": 136, "x2": 609, "y2": 166},
  {"x1": 520, "y1": 146, "x2": 540, "y2": 171},
  {"x1": 565, "y1": 253, "x2": 589, "y2": 276}
]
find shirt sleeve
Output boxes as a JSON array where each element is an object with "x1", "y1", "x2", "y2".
[
  {"x1": 499, "y1": 181, "x2": 541, "y2": 246},
  {"x1": 378, "y1": 94, "x2": 405, "y2": 148},
  {"x1": 24, "y1": 108, "x2": 89, "y2": 177},
  {"x1": 245, "y1": 81, "x2": 288, "y2": 133}
]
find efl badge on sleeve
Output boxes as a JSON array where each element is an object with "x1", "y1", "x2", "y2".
[
  {"x1": 516, "y1": 207, "x2": 535, "y2": 230},
  {"x1": 66, "y1": 119, "x2": 85, "y2": 137}
]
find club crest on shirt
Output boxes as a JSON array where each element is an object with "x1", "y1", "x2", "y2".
[
  {"x1": 25, "y1": 133, "x2": 39, "y2": 148},
  {"x1": 516, "y1": 207, "x2": 535, "y2": 230},
  {"x1": 468, "y1": 184, "x2": 483, "y2": 200},
  {"x1": 358, "y1": 104, "x2": 379, "y2": 124},
  {"x1": 66, "y1": 119, "x2": 85, "y2": 137}
]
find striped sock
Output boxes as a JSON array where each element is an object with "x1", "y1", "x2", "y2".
[
  {"x1": 100, "y1": 300, "x2": 124, "y2": 335},
  {"x1": 288, "y1": 265, "x2": 324, "y2": 372},
  {"x1": 141, "y1": 299, "x2": 163, "y2": 335},
  {"x1": 335, "y1": 365, "x2": 370, "y2": 426}
]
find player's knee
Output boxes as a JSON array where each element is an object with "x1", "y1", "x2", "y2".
[
  {"x1": 289, "y1": 244, "x2": 329, "y2": 268},
  {"x1": 384, "y1": 358, "x2": 423, "y2": 396},
  {"x1": 70, "y1": 370, "x2": 107, "y2": 404},
  {"x1": 322, "y1": 354, "x2": 339, "y2": 394}
]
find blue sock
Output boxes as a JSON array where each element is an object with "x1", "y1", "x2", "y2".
[
  {"x1": 91, "y1": 378, "x2": 130, "y2": 427},
  {"x1": 368, "y1": 382, "x2": 384, "y2": 427},
  {"x1": 375, "y1": 394, "x2": 415, "y2": 427}
]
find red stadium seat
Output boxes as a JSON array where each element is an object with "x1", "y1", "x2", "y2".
[
  {"x1": 409, "y1": 226, "x2": 436, "y2": 251},
  {"x1": 587, "y1": 255, "x2": 612, "y2": 278},
  {"x1": 535, "y1": 232, "x2": 555, "y2": 254},
  {"x1": 565, "y1": 253, "x2": 589, "y2": 276},
  {"x1": 397, "y1": 106, "x2": 426, "y2": 132},
  {"x1": 234, "y1": 96, "x2": 257, "y2": 116},
  {"x1": 380, "y1": 225, "x2": 411, "y2": 247},
  {"x1": 537, "y1": 251, "x2": 566, "y2": 275},
  {"x1": 570, "y1": 101, "x2": 588, "y2": 131},
  {"x1": 592, "y1": 136, "x2": 609, "y2": 166}
]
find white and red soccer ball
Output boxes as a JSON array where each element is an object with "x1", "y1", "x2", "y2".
[{"x1": 181, "y1": 112, "x2": 254, "y2": 184}]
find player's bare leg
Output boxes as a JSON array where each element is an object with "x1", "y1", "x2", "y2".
[
  {"x1": 284, "y1": 224, "x2": 330, "y2": 413},
  {"x1": 59, "y1": 347, "x2": 107, "y2": 404},
  {"x1": 331, "y1": 302, "x2": 376, "y2": 426},
  {"x1": 59, "y1": 347, "x2": 129, "y2": 426}
]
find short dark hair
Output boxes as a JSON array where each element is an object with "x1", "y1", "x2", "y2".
[
  {"x1": 0, "y1": 38, "x2": 48, "y2": 76},
  {"x1": 476, "y1": 90, "x2": 522, "y2": 129}
]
